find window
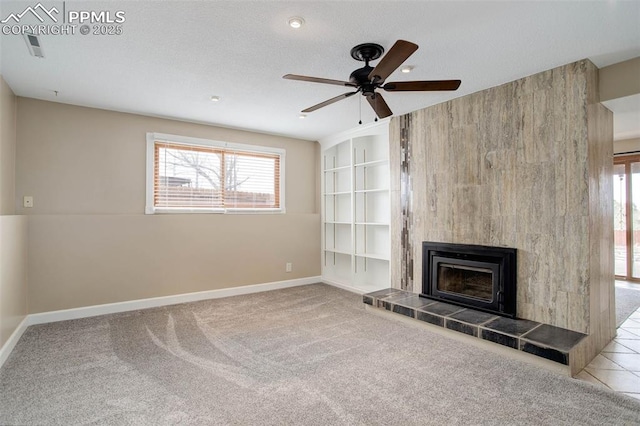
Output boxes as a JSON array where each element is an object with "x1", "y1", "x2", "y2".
[
  {"x1": 146, "y1": 133, "x2": 285, "y2": 214},
  {"x1": 614, "y1": 154, "x2": 640, "y2": 280}
]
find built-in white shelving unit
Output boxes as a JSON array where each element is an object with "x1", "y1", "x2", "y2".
[{"x1": 320, "y1": 120, "x2": 390, "y2": 293}]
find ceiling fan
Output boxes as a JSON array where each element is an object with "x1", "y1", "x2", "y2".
[{"x1": 283, "y1": 40, "x2": 461, "y2": 119}]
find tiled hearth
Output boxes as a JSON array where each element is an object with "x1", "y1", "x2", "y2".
[{"x1": 364, "y1": 288, "x2": 587, "y2": 367}]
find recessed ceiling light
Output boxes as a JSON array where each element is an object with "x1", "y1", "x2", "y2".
[
  {"x1": 401, "y1": 66, "x2": 413, "y2": 73},
  {"x1": 210, "y1": 96, "x2": 220, "y2": 102},
  {"x1": 288, "y1": 17, "x2": 305, "y2": 29}
]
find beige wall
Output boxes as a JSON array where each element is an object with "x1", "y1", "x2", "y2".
[
  {"x1": 16, "y1": 99, "x2": 316, "y2": 215},
  {"x1": 0, "y1": 216, "x2": 28, "y2": 347},
  {"x1": 389, "y1": 60, "x2": 615, "y2": 372},
  {"x1": 599, "y1": 57, "x2": 640, "y2": 102},
  {"x1": 614, "y1": 137, "x2": 640, "y2": 154},
  {"x1": 16, "y1": 99, "x2": 321, "y2": 313},
  {"x1": 1, "y1": 76, "x2": 16, "y2": 215},
  {"x1": 0, "y1": 76, "x2": 28, "y2": 349}
]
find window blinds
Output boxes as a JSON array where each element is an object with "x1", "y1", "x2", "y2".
[{"x1": 153, "y1": 141, "x2": 281, "y2": 211}]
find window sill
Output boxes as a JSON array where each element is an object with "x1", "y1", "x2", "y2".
[{"x1": 146, "y1": 207, "x2": 285, "y2": 215}]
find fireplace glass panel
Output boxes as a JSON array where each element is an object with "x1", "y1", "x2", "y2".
[{"x1": 437, "y1": 263, "x2": 493, "y2": 302}]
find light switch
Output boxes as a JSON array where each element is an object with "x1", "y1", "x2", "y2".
[{"x1": 23, "y1": 196, "x2": 33, "y2": 208}]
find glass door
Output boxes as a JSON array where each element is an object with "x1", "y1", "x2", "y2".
[{"x1": 614, "y1": 155, "x2": 640, "y2": 281}]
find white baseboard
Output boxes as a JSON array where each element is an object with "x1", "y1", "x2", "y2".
[
  {"x1": 322, "y1": 279, "x2": 365, "y2": 294},
  {"x1": 321, "y1": 278, "x2": 388, "y2": 295},
  {"x1": 0, "y1": 317, "x2": 29, "y2": 369},
  {"x1": 0, "y1": 276, "x2": 321, "y2": 370},
  {"x1": 28, "y1": 276, "x2": 322, "y2": 325}
]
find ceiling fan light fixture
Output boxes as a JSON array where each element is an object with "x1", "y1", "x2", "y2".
[
  {"x1": 288, "y1": 17, "x2": 305, "y2": 29},
  {"x1": 299, "y1": 114, "x2": 307, "y2": 119},
  {"x1": 210, "y1": 95, "x2": 220, "y2": 102},
  {"x1": 401, "y1": 66, "x2": 413, "y2": 73}
]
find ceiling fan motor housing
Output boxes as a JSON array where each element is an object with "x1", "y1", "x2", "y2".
[
  {"x1": 350, "y1": 43, "x2": 385, "y2": 93},
  {"x1": 349, "y1": 65, "x2": 375, "y2": 88}
]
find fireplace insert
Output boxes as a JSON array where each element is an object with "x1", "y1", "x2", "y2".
[{"x1": 421, "y1": 242, "x2": 517, "y2": 318}]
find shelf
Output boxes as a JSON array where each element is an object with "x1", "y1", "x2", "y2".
[
  {"x1": 355, "y1": 252, "x2": 389, "y2": 261},
  {"x1": 354, "y1": 159, "x2": 388, "y2": 168},
  {"x1": 355, "y1": 191, "x2": 389, "y2": 223},
  {"x1": 321, "y1": 121, "x2": 390, "y2": 291},
  {"x1": 324, "y1": 165, "x2": 351, "y2": 172},
  {"x1": 354, "y1": 188, "x2": 388, "y2": 194},
  {"x1": 325, "y1": 248, "x2": 352, "y2": 256}
]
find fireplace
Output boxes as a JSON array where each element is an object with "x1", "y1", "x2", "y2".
[{"x1": 421, "y1": 242, "x2": 517, "y2": 318}]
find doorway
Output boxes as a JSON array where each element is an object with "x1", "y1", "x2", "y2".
[{"x1": 614, "y1": 155, "x2": 640, "y2": 281}]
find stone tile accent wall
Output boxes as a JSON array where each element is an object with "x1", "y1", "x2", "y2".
[
  {"x1": 389, "y1": 60, "x2": 615, "y2": 371},
  {"x1": 399, "y1": 114, "x2": 414, "y2": 291}
]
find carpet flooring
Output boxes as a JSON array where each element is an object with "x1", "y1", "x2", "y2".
[
  {"x1": 616, "y1": 285, "x2": 640, "y2": 326},
  {"x1": 1, "y1": 284, "x2": 639, "y2": 425}
]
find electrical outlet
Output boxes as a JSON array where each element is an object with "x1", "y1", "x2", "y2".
[
  {"x1": 286, "y1": 262, "x2": 292, "y2": 273},
  {"x1": 23, "y1": 196, "x2": 33, "y2": 208}
]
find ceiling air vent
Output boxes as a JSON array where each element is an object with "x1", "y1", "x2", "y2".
[{"x1": 24, "y1": 32, "x2": 44, "y2": 58}]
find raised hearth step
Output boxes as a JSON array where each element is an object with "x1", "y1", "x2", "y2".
[{"x1": 363, "y1": 288, "x2": 587, "y2": 366}]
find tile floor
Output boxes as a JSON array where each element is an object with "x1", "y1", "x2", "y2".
[{"x1": 577, "y1": 293, "x2": 640, "y2": 400}]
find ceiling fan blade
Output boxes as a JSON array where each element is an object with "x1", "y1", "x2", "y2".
[
  {"x1": 383, "y1": 80, "x2": 462, "y2": 92},
  {"x1": 368, "y1": 40, "x2": 418, "y2": 83},
  {"x1": 283, "y1": 74, "x2": 357, "y2": 87},
  {"x1": 302, "y1": 91, "x2": 358, "y2": 113},
  {"x1": 366, "y1": 93, "x2": 393, "y2": 119}
]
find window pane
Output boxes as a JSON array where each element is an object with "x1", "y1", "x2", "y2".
[
  {"x1": 632, "y1": 162, "x2": 640, "y2": 278},
  {"x1": 614, "y1": 163, "x2": 627, "y2": 276},
  {"x1": 151, "y1": 139, "x2": 282, "y2": 212},
  {"x1": 155, "y1": 143, "x2": 223, "y2": 208},
  {"x1": 225, "y1": 152, "x2": 279, "y2": 208}
]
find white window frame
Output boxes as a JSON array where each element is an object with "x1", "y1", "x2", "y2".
[{"x1": 145, "y1": 132, "x2": 286, "y2": 214}]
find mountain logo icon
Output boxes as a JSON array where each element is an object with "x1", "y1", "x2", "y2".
[{"x1": 1, "y1": 3, "x2": 59, "y2": 24}]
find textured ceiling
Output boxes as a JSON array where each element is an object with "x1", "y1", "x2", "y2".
[{"x1": 1, "y1": 1, "x2": 639, "y2": 141}]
